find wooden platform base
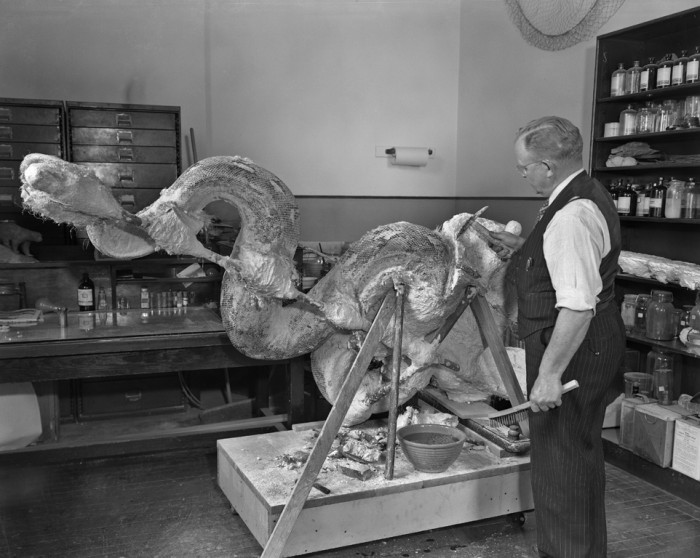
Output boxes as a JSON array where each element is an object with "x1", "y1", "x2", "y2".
[{"x1": 217, "y1": 423, "x2": 533, "y2": 557}]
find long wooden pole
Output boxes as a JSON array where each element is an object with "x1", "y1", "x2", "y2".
[
  {"x1": 384, "y1": 282, "x2": 405, "y2": 480},
  {"x1": 260, "y1": 291, "x2": 396, "y2": 558}
]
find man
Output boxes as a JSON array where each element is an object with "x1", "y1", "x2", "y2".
[{"x1": 489, "y1": 116, "x2": 625, "y2": 557}]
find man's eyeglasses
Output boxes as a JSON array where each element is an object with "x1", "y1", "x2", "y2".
[{"x1": 516, "y1": 160, "x2": 550, "y2": 176}]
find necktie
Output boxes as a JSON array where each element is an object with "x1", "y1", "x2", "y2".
[{"x1": 536, "y1": 201, "x2": 549, "y2": 222}]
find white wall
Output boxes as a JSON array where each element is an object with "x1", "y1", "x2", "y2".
[
  {"x1": 456, "y1": 0, "x2": 699, "y2": 198},
  {"x1": 1, "y1": 0, "x2": 460, "y2": 198}
]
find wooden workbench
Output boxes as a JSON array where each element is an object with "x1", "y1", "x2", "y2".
[
  {"x1": 218, "y1": 422, "x2": 533, "y2": 557},
  {"x1": 0, "y1": 307, "x2": 304, "y2": 456}
]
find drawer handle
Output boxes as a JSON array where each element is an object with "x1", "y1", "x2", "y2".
[
  {"x1": 116, "y1": 130, "x2": 133, "y2": 144},
  {"x1": 0, "y1": 144, "x2": 12, "y2": 159},
  {"x1": 0, "y1": 108, "x2": 10, "y2": 123},
  {"x1": 0, "y1": 126, "x2": 11, "y2": 140},
  {"x1": 124, "y1": 391, "x2": 142, "y2": 403},
  {"x1": 118, "y1": 147, "x2": 134, "y2": 161},
  {"x1": 0, "y1": 167, "x2": 14, "y2": 181},
  {"x1": 118, "y1": 168, "x2": 135, "y2": 183},
  {"x1": 116, "y1": 113, "x2": 132, "y2": 128}
]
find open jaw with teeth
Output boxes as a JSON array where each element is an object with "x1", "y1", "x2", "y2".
[{"x1": 20, "y1": 153, "x2": 522, "y2": 426}]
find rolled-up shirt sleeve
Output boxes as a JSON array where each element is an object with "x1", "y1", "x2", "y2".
[{"x1": 543, "y1": 199, "x2": 610, "y2": 313}]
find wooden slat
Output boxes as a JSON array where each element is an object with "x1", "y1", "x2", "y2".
[
  {"x1": 385, "y1": 282, "x2": 405, "y2": 480},
  {"x1": 261, "y1": 291, "x2": 396, "y2": 558}
]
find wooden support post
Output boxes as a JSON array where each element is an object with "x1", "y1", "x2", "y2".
[
  {"x1": 260, "y1": 291, "x2": 396, "y2": 558},
  {"x1": 470, "y1": 294, "x2": 529, "y2": 437},
  {"x1": 384, "y1": 282, "x2": 405, "y2": 480}
]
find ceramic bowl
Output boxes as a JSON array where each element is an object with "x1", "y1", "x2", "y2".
[{"x1": 397, "y1": 424, "x2": 467, "y2": 473}]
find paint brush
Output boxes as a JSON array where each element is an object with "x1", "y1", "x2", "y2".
[{"x1": 485, "y1": 380, "x2": 579, "y2": 427}]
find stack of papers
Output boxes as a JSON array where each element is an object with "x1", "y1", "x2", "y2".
[{"x1": 0, "y1": 309, "x2": 42, "y2": 325}]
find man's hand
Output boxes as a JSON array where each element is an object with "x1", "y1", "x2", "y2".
[
  {"x1": 529, "y1": 376, "x2": 565, "y2": 413},
  {"x1": 488, "y1": 230, "x2": 524, "y2": 260}
]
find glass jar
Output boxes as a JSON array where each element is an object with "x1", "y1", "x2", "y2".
[
  {"x1": 664, "y1": 178, "x2": 685, "y2": 218},
  {"x1": 656, "y1": 54, "x2": 673, "y2": 88},
  {"x1": 635, "y1": 105, "x2": 655, "y2": 134},
  {"x1": 611, "y1": 62, "x2": 626, "y2": 96},
  {"x1": 687, "y1": 47, "x2": 700, "y2": 84},
  {"x1": 651, "y1": 351, "x2": 674, "y2": 405},
  {"x1": 645, "y1": 289, "x2": 675, "y2": 341},
  {"x1": 634, "y1": 294, "x2": 651, "y2": 334},
  {"x1": 654, "y1": 104, "x2": 673, "y2": 132},
  {"x1": 640, "y1": 57, "x2": 658, "y2": 91},
  {"x1": 619, "y1": 104, "x2": 638, "y2": 135},
  {"x1": 685, "y1": 178, "x2": 699, "y2": 218},
  {"x1": 625, "y1": 60, "x2": 642, "y2": 94},
  {"x1": 620, "y1": 294, "x2": 637, "y2": 332},
  {"x1": 672, "y1": 50, "x2": 689, "y2": 86},
  {"x1": 648, "y1": 180, "x2": 667, "y2": 217}
]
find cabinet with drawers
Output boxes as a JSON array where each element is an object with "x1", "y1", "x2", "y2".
[
  {"x1": 0, "y1": 97, "x2": 69, "y2": 243},
  {"x1": 66, "y1": 101, "x2": 181, "y2": 214}
]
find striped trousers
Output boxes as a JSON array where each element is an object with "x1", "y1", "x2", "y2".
[{"x1": 524, "y1": 305, "x2": 625, "y2": 558}]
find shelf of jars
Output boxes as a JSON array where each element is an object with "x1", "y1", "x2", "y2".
[
  {"x1": 618, "y1": 216, "x2": 700, "y2": 224},
  {"x1": 617, "y1": 273, "x2": 698, "y2": 289},
  {"x1": 594, "y1": 127, "x2": 700, "y2": 143},
  {"x1": 598, "y1": 81, "x2": 700, "y2": 104},
  {"x1": 625, "y1": 331, "x2": 700, "y2": 360}
]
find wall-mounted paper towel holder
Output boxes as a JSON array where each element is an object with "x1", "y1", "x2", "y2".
[
  {"x1": 384, "y1": 147, "x2": 433, "y2": 156},
  {"x1": 375, "y1": 146, "x2": 435, "y2": 158}
]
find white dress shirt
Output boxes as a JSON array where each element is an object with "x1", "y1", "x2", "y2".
[{"x1": 543, "y1": 170, "x2": 611, "y2": 313}]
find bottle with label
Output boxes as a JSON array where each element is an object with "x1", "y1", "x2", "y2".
[
  {"x1": 608, "y1": 179, "x2": 620, "y2": 209},
  {"x1": 648, "y1": 179, "x2": 667, "y2": 217},
  {"x1": 640, "y1": 57, "x2": 657, "y2": 91},
  {"x1": 140, "y1": 286, "x2": 150, "y2": 309},
  {"x1": 656, "y1": 54, "x2": 673, "y2": 88},
  {"x1": 684, "y1": 178, "x2": 698, "y2": 218},
  {"x1": 96, "y1": 286, "x2": 109, "y2": 325},
  {"x1": 617, "y1": 180, "x2": 636, "y2": 216},
  {"x1": 624, "y1": 60, "x2": 642, "y2": 94},
  {"x1": 672, "y1": 50, "x2": 689, "y2": 86},
  {"x1": 619, "y1": 104, "x2": 638, "y2": 135},
  {"x1": 633, "y1": 181, "x2": 646, "y2": 216},
  {"x1": 664, "y1": 178, "x2": 684, "y2": 218},
  {"x1": 78, "y1": 272, "x2": 95, "y2": 311},
  {"x1": 611, "y1": 63, "x2": 626, "y2": 96},
  {"x1": 687, "y1": 46, "x2": 700, "y2": 83}
]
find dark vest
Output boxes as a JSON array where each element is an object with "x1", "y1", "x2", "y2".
[{"x1": 515, "y1": 171, "x2": 620, "y2": 340}]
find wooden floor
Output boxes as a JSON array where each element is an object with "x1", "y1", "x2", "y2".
[{"x1": 1, "y1": 446, "x2": 699, "y2": 558}]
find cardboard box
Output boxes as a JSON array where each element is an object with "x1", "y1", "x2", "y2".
[
  {"x1": 619, "y1": 395, "x2": 656, "y2": 450},
  {"x1": 631, "y1": 403, "x2": 690, "y2": 468},
  {"x1": 672, "y1": 415, "x2": 700, "y2": 481}
]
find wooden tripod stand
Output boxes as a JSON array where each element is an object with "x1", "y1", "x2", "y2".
[{"x1": 260, "y1": 284, "x2": 525, "y2": 558}]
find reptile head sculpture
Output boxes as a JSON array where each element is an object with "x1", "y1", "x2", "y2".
[{"x1": 20, "y1": 154, "x2": 520, "y2": 425}]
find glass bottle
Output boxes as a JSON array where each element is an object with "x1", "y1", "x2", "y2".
[
  {"x1": 617, "y1": 179, "x2": 636, "y2": 216},
  {"x1": 634, "y1": 293, "x2": 651, "y2": 334},
  {"x1": 78, "y1": 272, "x2": 95, "y2": 311},
  {"x1": 645, "y1": 289, "x2": 675, "y2": 341},
  {"x1": 611, "y1": 62, "x2": 626, "y2": 96},
  {"x1": 96, "y1": 287, "x2": 108, "y2": 310},
  {"x1": 635, "y1": 104, "x2": 654, "y2": 134},
  {"x1": 625, "y1": 60, "x2": 642, "y2": 94},
  {"x1": 656, "y1": 54, "x2": 673, "y2": 89},
  {"x1": 619, "y1": 104, "x2": 637, "y2": 135},
  {"x1": 684, "y1": 178, "x2": 699, "y2": 219},
  {"x1": 641, "y1": 182, "x2": 652, "y2": 216},
  {"x1": 648, "y1": 179, "x2": 667, "y2": 217},
  {"x1": 633, "y1": 181, "x2": 646, "y2": 216},
  {"x1": 140, "y1": 286, "x2": 150, "y2": 309},
  {"x1": 672, "y1": 50, "x2": 689, "y2": 86},
  {"x1": 687, "y1": 46, "x2": 700, "y2": 83},
  {"x1": 651, "y1": 351, "x2": 674, "y2": 405},
  {"x1": 608, "y1": 179, "x2": 620, "y2": 209},
  {"x1": 664, "y1": 177, "x2": 684, "y2": 218},
  {"x1": 621, "y1": 294, "x2": 637, "y2": 332},
  {"x1": 640, "y1": 57, "x2": 658, "y2": 91},
  {"x1": 655, "y1": 103, "x2": 673, "y2": 132}
]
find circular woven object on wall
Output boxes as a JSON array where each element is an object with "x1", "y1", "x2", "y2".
[{"x1": 503, "y1": 0, "x2": 626, "y2": 51}]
